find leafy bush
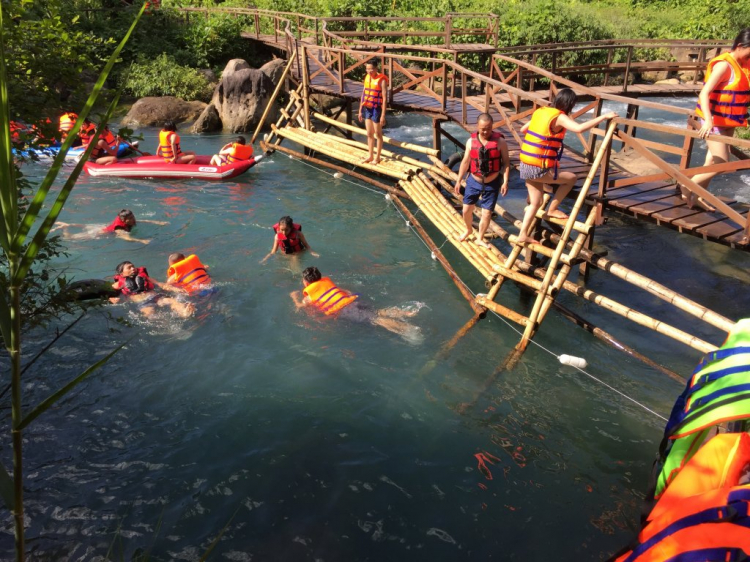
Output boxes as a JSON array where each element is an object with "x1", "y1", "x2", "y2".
[{"x1": 121, "y1": 54, "x2": 212, "y2": 100}]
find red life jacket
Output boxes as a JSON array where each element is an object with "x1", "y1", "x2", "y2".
[
  {"x1": 469, "y1": 131, "x2": 504, "y2": 178},
  {"x1": 10, "y1": 121, "x2": 25, "y2": 144},
  {"x1": 273, "y1": 223, "x2": 305, "y2": 254},
  {"x1": 103, "y1": 216, "x2": 134, "y2": 233},
  {"x1": 113, "y1": 267, "x2": 154, "y2": 296}
]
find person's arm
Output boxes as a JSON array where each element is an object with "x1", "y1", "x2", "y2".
[
  {"x1": 499, "y1": 139, "x2": 510, "y2": 197},
  {"x1": 698, "y1": 60, "x2": 730, "y2": 139},
  {"x1": 556, "y1": 111, "x2": 616, "y2": 134},
  {"x1": 379, "y1": 77, "x2": 387, "y2": 126},
  {"x1": 138, "y1": 219, "x2": 169, "y2": 225},
  {"x1": 113, "y1": 230, "x2": 150, "y2": 245},
  {"x1": 298, "y1": 232, "x2": 319, "y2": 257},
  {"x1": 453, "y1": 146, "x2": 472, "y2": 196},
  {"x1": 290, "y1": 290, "x2": 309, "y2": 310},
  {"x1": 520, "y1": 122, "x2": 530, "y2": 134},
  {"x1": 100, "y1": 139, "x2": 119, "y2": 157},
  {"x1": 169, "y1": 133, "x2": 178, "y2": 163},
  {"x1": 260, "y1": 237, "x2": 280, "y2": 264},
  {"x1": 152, "y1": 277, "x2": 185, "y2": 293},
  {"x1": 219, "y1": 143, "x2": 233, "y2": 155}
]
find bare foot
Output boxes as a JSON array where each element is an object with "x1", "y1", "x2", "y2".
[
  {"x1": 681, "y1": 192, "x2": 715, "y2": 212},
  {"x1": 545, "y1": 209, "x2": 569, "y2": 220},
  {"x1": 475, "y1": 239, "x2": 491, "y2": 249},
  {"x1": 372, "y1": 159, "x2": 381, "y2": 165},
  {"x1": 457, "y1": 230, "x2": 472, "y2": 242},
  {"x1": 361, "y1": 156, "x2": 373, "y2": 164},
  {"x1": 516, "y1": 235, "x2": 540, "y2": 246}
]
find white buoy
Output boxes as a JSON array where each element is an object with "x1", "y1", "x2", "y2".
[
  {"x1": 430, "y1": 251, "x2": 437, "y2": 260},
  {"x1": 405, "y1": 221, "x2": 411, "y2": 227},
  {"x1": 559, "y1": 354, "x2": 588, "y2": 369},
  {"x1": 385, "y1": 194, "x2": 392, "y2": 200},
  {"x1": 333, "y1": 172, "x2": 343, "y2": 179}
]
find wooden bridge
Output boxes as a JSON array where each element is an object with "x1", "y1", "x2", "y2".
[{"x1": 177, "y1": 6, "x2": 745, "y2": 368}]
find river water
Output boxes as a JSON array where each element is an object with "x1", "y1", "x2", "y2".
[{"x1": 2, "y1": 97, "x2": 749, "y2": 561}]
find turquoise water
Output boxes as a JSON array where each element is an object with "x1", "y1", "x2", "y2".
[{"x1": 2, "y1": 100, "x2": 749, "y2": 560}]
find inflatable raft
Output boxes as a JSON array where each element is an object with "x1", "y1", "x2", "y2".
[
  {"x1": 83, "y1": 154, "x2": 263, "y2": 180},
  {"x1": 15, "y1": 142, "x2": 138, "y2": 161}
]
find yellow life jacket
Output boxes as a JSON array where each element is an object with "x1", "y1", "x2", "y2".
[
  {"x1": 362, "y1": 73, "x2": 387, "y2": 108},
  {"x1": 519, "y1": 107, "x2": 566, "y2": 170},
  {"x1": 695, "y1": 52, "x2": 750, "y2": 128},
  {"x1": 303, "y1": 277, "x2": 358, "y2": 315},
  {"x1": 167, "y1": 254, "x2": 211, "y2": 294},
  {"x1": 59, "y1": 112, "x2": 78, "y2": 134},
  {"x1": 157, "y1": 130, "x2": 181, "y2": 160},
  {"x1": 227, "y1": 143, "x2": 254, "y2": 163}
]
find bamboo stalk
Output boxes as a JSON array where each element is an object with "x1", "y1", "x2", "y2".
[
  {"x1": 475, "y1": 294, "x2": 529, "y2": 325},
  {"x1": 312, "y1": 132, "x2": 429, "y2": 170},
  {"x1": 313, "y1": 112, "x2": 440, "y2": 156},
  {"x1": 251, "y1": 51, "x2": 297, "y2": 144}
]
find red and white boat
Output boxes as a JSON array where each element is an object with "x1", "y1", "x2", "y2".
[{"x1": 83, "y1": 154, "x2": 263, "y2": 180}]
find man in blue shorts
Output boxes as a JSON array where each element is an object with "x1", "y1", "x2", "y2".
[
  {"x1": 358, "y1": 61, "x2": 388, "y2": 165},
  {"x1": 453, "y1": 113, "x2": 510, "y2": 248}
]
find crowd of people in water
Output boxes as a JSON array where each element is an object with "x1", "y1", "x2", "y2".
[{"x1": 14, "y1": 28, "x2": 750, "y2": 338}]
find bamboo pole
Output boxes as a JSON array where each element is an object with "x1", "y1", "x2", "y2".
[
  {"x1": 261, "y1": 140, "x2": 411, "y2": 199},
  {"x1": 301, "y1": 46, "x2": 312, "y2": 131},
  {"x1": 251, "y1": 51, "x2": 297, "y2": 144},
  {"x1": 313, "y1": 112, "x2": 440, "y2": 156},
  {"x1": 313, "y1": 133, "x2": 429, "y2": 170}
]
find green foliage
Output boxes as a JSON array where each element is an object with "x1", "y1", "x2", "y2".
[{"x1": 122, "y1": 54, "x2": 212, "y2": 100}]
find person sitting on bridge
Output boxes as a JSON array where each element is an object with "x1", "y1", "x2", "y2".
[
  {"x1": 452, "y1": 113, "x2": 510, "y2": 248},
  {"x1": 516, "y1": 88, "x2": 616, "y2": 245},
  {"x1": 691, "y1": 28, "x2": 750, "y2": 212},
  {"x1": 358, "y1": 60, "x2": 388, "y2": 166}
]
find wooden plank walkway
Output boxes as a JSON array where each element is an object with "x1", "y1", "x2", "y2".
[{"x1": 303, "y1": 58, "x2": 749, "y2": 250}]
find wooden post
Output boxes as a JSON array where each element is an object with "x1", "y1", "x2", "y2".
[
  {"x1": 552, "y1": 51, "x2": 557, "y2": 75},
  {"x1": 433, "y1": 118, "x2": 442, "y2": 160},
  {"x1": 623, "y1": 46, "x2": 633, "y2": 94},
  {"x1": 461, "y1": 72, "x2": 467, "y2": 126},
  {"x1": 530, "y1": 53, "x2": 537, "y2": 92},
  {"x1": 586, "y1": 98, "x2": 604, "y2": 162},
  {"x1": 681, "y1": 117, "x2": 697, "y2": 170},
  {"x1": 695, "y1": 47, "x2": 705, "y2": 84},
  {"x1": 338, "y1": 51, "x2": 344, "y2": 94},
  {"x1": 255, "y1": 13, "x2": 260, "y2": 38},
  {"x1": 441, "y1": 64, "x2": 448, "y2": 111},
  {"x1": 451, "y1": 52, "x2": 458, "y2": 98},
  {"x1": 301, "y1": 46, "x2": 312, "y2": 132},
  {"x1": 604, "y1": 47, "x2": 613, "y2": 86},
  {"x1": 444, "y1": 15, "x2": 452, "y2": 47}
]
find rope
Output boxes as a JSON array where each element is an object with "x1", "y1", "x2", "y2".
[{"x1": 282, "y1": 149, "x2": 669, "y2": 422}]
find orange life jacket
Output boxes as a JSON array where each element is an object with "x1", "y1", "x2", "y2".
[
  {"x1": 519, "y1": 107, "x2": 566, "y2": 171},
  {"x1": 469, "y1": 131, "x2": 504, "y2": 178},
  {"x1": 145, "y1": 0, "x2": 160, "y2": 12},
  {"x1": 10, "y1": 121, "x2": 25, "y2": 144},
  {"x1": 157, "y1": 130, "x2": 181, "y2": 160},
  {"x1": 362, "y1": 73, "x2": 387, "y2": 108},
  {"x1": 613, "y1": 433, "x2": 750, "y2": 562},
  {"x1": 696, "y1": 52, "x2": 750, "y2": 128},
  {"x1": 79, "y1": 121, "x2": 97, "y2": 145},
  {"x1": 227, "y1": 143, "x2": 254, "y2": 163},
  {"x1": 59, "y1": 112, "x2": 78, "y2": 134},
  {"x1": 303, "y1": 277, "x2": 358, "y2": 315},
  {"x1": 167, "y1": 254, "x2": 211, "y2": 294}
]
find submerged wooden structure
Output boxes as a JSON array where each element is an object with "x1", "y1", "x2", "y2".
[{"x1": 183, "y1": 7, "x2": 746, "y2": 370}]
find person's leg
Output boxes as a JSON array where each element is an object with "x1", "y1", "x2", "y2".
[
  {"x1": 684, "y1": 133, "x2": 731, "y2": 211},
  {"x1": 176, "y1": 153, "x2": 196, "y2": 164},
  {"x1": 372, "y1": 119, "x2": 383, "y2": 165},
  {"x1": 158, "y1": 296, "x2": 194, "y2": 318},
  {"x1": 378, "y1": 306, "x2": 419, "y2": 319},
  {"x1": 545, "y1": 171, "x2": 577, "y2": 219},
  {"x1": 140, "y1": 305, "x2": 155, "y2": 318},
  {"x1": 517, "y1": 181, "x2": 545, "y2": 245},
  {"x1": 458, "y1": 203, "x2": 475, "y2": 242},
  {"x1": 363, "y1": 118, "x2": 375, "y2": 163},
  {"x1": 372, "y1": 315, "x2": 415, "y2": 336},
  {"x1": 96, "y1": 156, "x2": 118, "y2": 166},
  {"x1": 475, "y1": 183, "x2": 499, "y2": 248},
  {"x1": 210, "y1": 155, "x2": 221, "y2": 166},
  {"x1": 475, "y1": 208, "x2": 494, "y2": 248}
]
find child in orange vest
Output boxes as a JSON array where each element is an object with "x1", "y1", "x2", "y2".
[{"x1": 210, "y1": 136, "x2": 255, "y2": 166}]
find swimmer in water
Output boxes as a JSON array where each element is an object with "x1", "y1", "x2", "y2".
[
  {"x1": 165, "y1": 252, "x2": 214, "y2": 296},
  {"x1": 290, "y1": 266, "x2": 422, "y2": 341},
  {"x1": 53, "y1": 209, "x2": 168, "y2": 245},
  {"x1": 261, "y1": 215, "x2": 319, "y2": 264},
  {"x1": 110, "y1": 261, "x2": 193, "y2": 318}
]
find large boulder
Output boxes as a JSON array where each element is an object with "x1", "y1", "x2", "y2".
[
  {"x1": 260, "y1": 58, "x2": 287, "y2": 88},
  {"x1": 210, "y1": 59, "x2": 277, "y2": 133},
  {"x1": 192, "y1": 104, "x2": 222, "y2": 133},
  {"x1": 121, "y1": 96, "x2": 207, "y2": 128}
]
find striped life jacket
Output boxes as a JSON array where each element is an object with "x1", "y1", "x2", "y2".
[
  {"x1": 696, "y1": 52, "x2": 750, "y2": 128},
  {"x1": 167, "y1": 254, "x2": 211, "y2": 294},
  {"x1": 519, "y1": 107, "x2": 566, "y2": 171},
  {"x1": 613, "y1": 433, "x2": 750, "y2": 562},
  {"x1": 59, "y1": 112, "x2": 78, "y2": 134},
  {"x1": 227, "y1": 143, "x2": 254, "y2": 163},
  {"x1": 652, "y1": 319, "x2": 750, "y2": 499},
  {"x1": 157, "y1": 130, "x2": 181, "y2": 160},
  {"x1": 469, "y1": 131, "x2": 504, "y2": 177},
  {"x1": 362, "y1": 73, "x2": 387, "y2": 109},
  {"x1": 303, "y1": 277, "x2": 358, "y2": 315}
]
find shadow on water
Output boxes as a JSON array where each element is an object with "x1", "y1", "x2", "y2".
[{"x1": 3, "y1": 110, "x2": 749, "y2": 560}]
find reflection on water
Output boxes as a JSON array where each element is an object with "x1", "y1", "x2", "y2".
[{"x1": 3, "y1": 105, "x2": 749, "y2": 560}]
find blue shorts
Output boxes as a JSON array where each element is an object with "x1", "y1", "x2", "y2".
[
  {"x1": 463, "y1": 175, "x2": 500, "y2": 211},
  {"x1": 362, "y1": 105, "x2": 382, "y2": 122}
]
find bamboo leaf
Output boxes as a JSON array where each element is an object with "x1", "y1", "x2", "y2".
[
  {"x1": 0, "y1": 4, "x2": 16, "y2": 252},
  {"x1": 17, "y1": 339, "x2": 129, "y2": 431},
  {"x1": 199, "y1": 507, "x2": 240, "y2": 562},
  {"x1": 0, "y1": 460, "x2": 14, "y2": 511},
  {"x1": 12, "y1": 94, "x2": 120, "y2": 284},
  {"x1": 11, "y1": 3, "x2": 146, "y2": 253},
  {"x1": 0, "y1": 287, "x2": 12, "y2": 354}
]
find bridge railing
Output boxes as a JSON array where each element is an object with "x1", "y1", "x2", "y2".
[
  {"x1": 296, "y1": 43, "x2": 750, "y2": 243},
  {"x1": 496, "y1": 39, "x2": 732, "y2": 90}
]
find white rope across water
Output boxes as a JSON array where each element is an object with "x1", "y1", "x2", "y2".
[{"x1": 281, "y1": 150, "x2": 670, "y2": 423}]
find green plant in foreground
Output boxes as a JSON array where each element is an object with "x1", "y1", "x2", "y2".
[{"x1": 0, "y1": 4, "x2": 145, "y2": 561}]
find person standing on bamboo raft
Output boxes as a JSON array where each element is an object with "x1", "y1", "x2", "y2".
[
  {"x1": 453, "y1": 113, "x2": 510, "y2": 248},
  {"x1": 358, "y1": 61, "x2": 388, "y2": 165},
  {"x1": 516, "y1": 89, "x2": 616, "y2": 245},
  {"x1": 690, "y1": 28, "x2": 750, "y2": 212}
]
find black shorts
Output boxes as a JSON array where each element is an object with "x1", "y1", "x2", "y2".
[{"x1": 338, "y1": 302, "x2": 376, "y2": 324}]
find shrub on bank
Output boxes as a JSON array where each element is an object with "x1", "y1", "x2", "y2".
[{"x1": 122, "y1": 54, "x2": 212, "y2": 101}]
